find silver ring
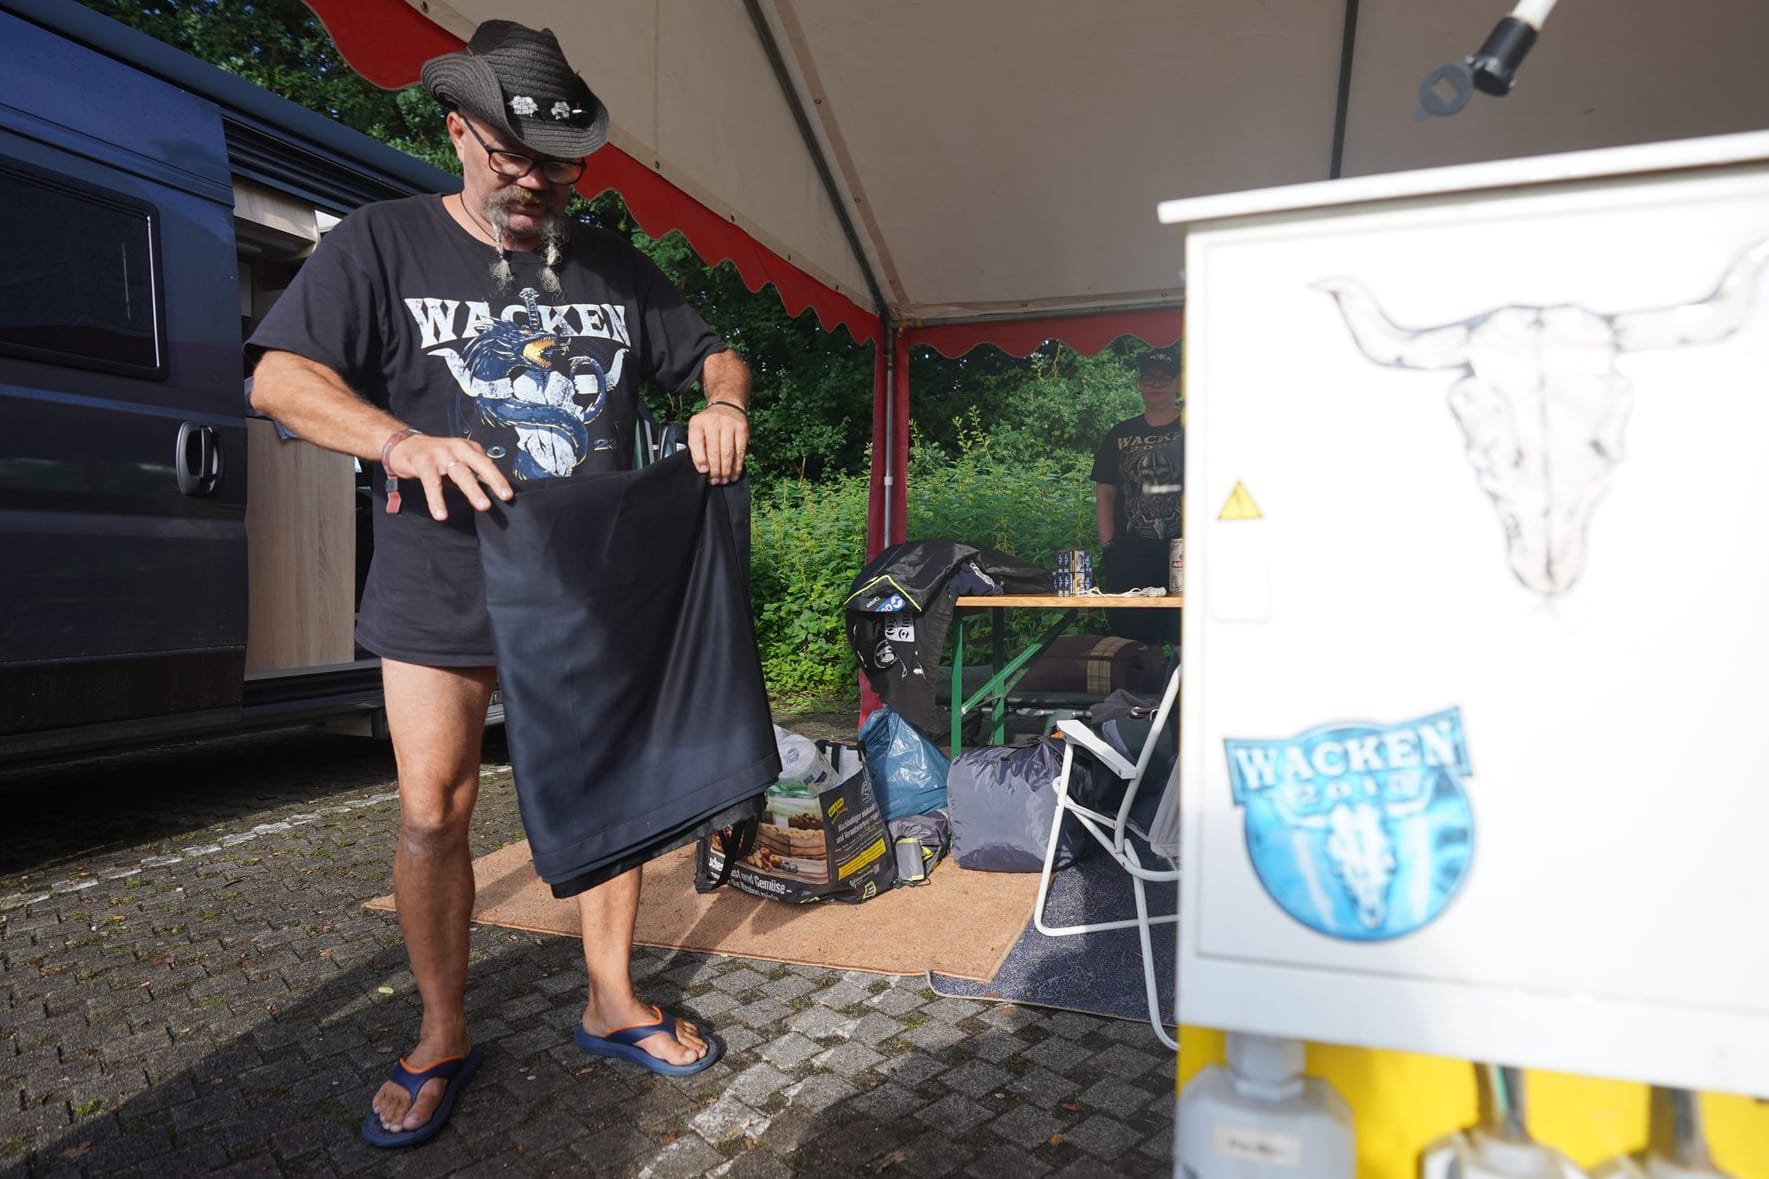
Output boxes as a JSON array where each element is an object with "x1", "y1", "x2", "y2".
[{"x1": 445, "y1": 461, "x2": 459, "y2": 473}]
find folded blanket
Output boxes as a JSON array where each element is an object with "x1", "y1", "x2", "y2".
[{"x1": 476, "y1": 451, "x2": 779, "y2": 896}]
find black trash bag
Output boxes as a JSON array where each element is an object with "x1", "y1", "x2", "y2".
[{"x1": 948, "y1": 738, "x2": 1105, "y2": 872}]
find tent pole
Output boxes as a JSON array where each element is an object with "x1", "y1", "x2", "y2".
[
  {"x1": 868, "y1": 330, "x2": 891, "y2": 557},
  {"x1": 1330, "y1": 0, "x2": 1360, "y2": 180},
  {"x1": 859, "y1": 328, "x2": 893, "y2": 723},
  {"x1": 890, "y1": 328, "x2": 910, "y2": 546},
  {"x1": 742, "y1": 0, "x2": 888, "y2": 317}
]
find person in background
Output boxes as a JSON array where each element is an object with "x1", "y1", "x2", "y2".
[{"x1": 1093, "y1": 346, "x2": 1183, "y2": 593}]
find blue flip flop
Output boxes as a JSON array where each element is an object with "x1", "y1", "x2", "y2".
[
  {"x1": 360, "y1": 1045, "x2": 483, "y2": 1148},
  {"x1": 574, "y1": 1006, "x2": 723, "y2": 1076}
]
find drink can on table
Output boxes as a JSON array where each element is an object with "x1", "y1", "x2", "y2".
[
  {"x1": 1055, "y1": 549, "x2": 1094, "y2": 596},
  {"x1": 1168, "y1": 538, "x2": 1184, "y2": 593}
]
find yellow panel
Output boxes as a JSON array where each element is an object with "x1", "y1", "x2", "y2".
[{"x1": 1177, "y1": 1028, "x2": 1769, "y2": 1177}]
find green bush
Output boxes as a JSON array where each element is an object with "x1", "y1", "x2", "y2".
[
  {"x1": 905, "y1": 411, "x2": 1095, "y2": 565},
  {"x1": 750, "y1": 422, "x2": 1099, "y2": 701},
  {"x1": 750, "y1": 473, "x2": 871, "y2": 702},
  {"x1": 908, "y1": 418, "x2": 1102, "y2": 657}
]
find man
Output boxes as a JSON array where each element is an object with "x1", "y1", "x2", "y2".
[
  {"x1": 248, "y1": 21, "x2": 750, "y2": 1147},
  {"x1": 1093, "y1": 346, "x2": 1183, "y2": 592}
]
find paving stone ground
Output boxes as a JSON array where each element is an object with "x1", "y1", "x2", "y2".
[{"x1": 1, "y1": 727, "x2": 1176, "y2": 1178}]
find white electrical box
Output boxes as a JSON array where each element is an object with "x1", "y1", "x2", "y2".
[{"x1": 1163, "y1": 130, "x2": 1769, "y2": 1096}]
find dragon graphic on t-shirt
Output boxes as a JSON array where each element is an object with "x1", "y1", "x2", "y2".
[{"x1": 427, "y1": 287, "x2": 630, "y2": 479}]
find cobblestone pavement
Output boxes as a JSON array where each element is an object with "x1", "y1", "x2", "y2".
[{"x1": 1, "y1": 729, "x2": 1177, "y2": 1178}]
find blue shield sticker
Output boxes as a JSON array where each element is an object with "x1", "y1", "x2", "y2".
[{"x1": 1224, "y1": 708, "x2": 1474, "y2": 941}]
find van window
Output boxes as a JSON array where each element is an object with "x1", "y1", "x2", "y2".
[{"x1": 0, "y1": 160, "x2": 165, "y2": 378}]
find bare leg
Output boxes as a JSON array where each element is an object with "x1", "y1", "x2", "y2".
[
  {"x1": 577, "y1": 866, "x2": 707, "y2": 1066},
  {"x1": 370, "y1": 659, "x2": 496, "y2": 1133}
]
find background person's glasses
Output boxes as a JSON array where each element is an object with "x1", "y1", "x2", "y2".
[{"x1": 460, "y1": 117, "x2": 585, "y2": 185}]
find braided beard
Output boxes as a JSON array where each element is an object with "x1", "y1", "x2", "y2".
[{"x1": 485, "y1": 193, "x2": 568, "y2": 296}]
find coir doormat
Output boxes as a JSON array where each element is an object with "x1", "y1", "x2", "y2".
[{"x1": 366, "y1": 840, "x2": 1041, "y2": 982}]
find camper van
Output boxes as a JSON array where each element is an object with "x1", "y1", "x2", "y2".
[{"x1": 0, "y1": 0, "x2": 464, "y2": 764}]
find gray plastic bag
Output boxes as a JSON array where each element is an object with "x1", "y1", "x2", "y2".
[{"x1": 947, "y1": 739, "x2": 1096, "y2": 872}]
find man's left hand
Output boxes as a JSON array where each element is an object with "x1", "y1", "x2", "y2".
[{"x1": 688, "y1": 404, "x2": 748, "y2": 485}]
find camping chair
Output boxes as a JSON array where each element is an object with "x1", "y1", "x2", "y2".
[{"x1": 1032, "y1": 664, "x2": 1182, "y2": 1049}]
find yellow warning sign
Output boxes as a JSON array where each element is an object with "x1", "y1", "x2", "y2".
[{"x1": 1217, "y1": 481, "x2": 1263, "y2": 521}]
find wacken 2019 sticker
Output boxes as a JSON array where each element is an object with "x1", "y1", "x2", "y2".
[{"x1": 1223, "y1": 708, "x2": 1474, "y2": 941}]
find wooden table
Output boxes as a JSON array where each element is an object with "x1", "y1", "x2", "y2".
[{"x1": 949, "y1": 593, "x2": 1182, "y2": 757}]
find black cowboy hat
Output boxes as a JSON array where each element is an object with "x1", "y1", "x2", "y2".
[{"x1": 421, "y1": 20, "x2": 609, "y2": 159}]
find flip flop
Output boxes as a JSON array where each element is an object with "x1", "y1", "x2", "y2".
[
  {"x1": 574, "y1": 1006, "x2": 724, "y2": 1076},
  {"x1": 360, "y1": 1045, "x2": 483, "y2": 1148}
]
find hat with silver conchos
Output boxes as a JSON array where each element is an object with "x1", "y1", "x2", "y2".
[{"x1": 421, "y1": 20, "x2": 609, "y2": 160}]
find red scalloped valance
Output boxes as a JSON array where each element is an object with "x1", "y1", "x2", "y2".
[{"x1": 906, "y1": 307, "x2": 1181, "y2": 359}]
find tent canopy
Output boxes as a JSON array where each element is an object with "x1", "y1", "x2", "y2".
[
  {"x1": 304, "y1": 0, "x2": 1769, "y2": 551},
  {"x1": 311, "y1": 0, "x2": 1769, "y2": 354}
]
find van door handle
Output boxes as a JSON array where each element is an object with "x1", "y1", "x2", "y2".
[{"x1": 175, "y1": 422, "x2": 223, "y2": 496}]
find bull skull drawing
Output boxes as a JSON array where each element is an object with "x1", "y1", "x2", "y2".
[
  {"x1": 1317, "y1": 241, "x2": 1769, "y2": 596},
  {"x1": 1269, "y1": 777, "x2": 1434, "y2": 932},
  {"x1": 1323, "y1": 803, "x2": 1397, "y2": 930}
]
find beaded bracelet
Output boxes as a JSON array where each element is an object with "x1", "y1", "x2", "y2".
[
  {"x1": 379, "y1": 427, "x2": 421, "y2": 514},
  {"x1": 704, "y1": 399, "x2": 749, "y2": 419}
]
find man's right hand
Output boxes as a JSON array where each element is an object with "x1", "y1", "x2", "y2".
[
  {"x1": 387, "y1": 433, "x2": 515, "y2": 521},
  {"x1": 251, "y1": 351, "x2": 515, "y2": 521}
]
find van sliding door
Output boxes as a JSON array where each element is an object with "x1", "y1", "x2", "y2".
[{"x1": 0, "y1": 11, "x2": 247, "y2": 753}]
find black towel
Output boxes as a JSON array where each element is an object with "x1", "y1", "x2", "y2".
[{"x1": 476, "y1": 451, "x2": 779, "y2": 896}]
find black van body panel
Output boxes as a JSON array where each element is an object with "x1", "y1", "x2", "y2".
[
  {"x1": 0, "y1": 10, "x2": 248, "y2": 740},
  {"x1": 0, "y1": 0, "x2": 457, "y2": 764},
  {"x1": 2, "y1": 0, "x2": 457, "y2": 211}
]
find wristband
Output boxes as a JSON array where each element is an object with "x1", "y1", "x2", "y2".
[
  {"x1": 379, "y1": 427, "x2": 421, "y2": 515},
  {"x1": 705, "y1": 399, "x2": 749, "y2": 419}
]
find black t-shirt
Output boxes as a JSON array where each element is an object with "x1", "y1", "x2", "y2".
[
  {"x1": 1090, "y1": 415, "x2": 1183, "y2": 541},
  {"x1": 247, "y1": 195, "x2": 726, "y2": 664}
]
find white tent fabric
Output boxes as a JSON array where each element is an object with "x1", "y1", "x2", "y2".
[{"x1": 359, "y1": 0, "x2": 1769, "y2": 330}]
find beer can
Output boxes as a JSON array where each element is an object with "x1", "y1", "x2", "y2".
[
  {"x1": 1056, "y1": 549, "x2": 1094, "y2": 596},
  {"x1": 1168, "y1": 538, "x2": 1185, "y2": 593}
]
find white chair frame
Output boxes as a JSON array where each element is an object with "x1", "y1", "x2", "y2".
[{"x1": 1031, "y1": 665, "x2": 1182, "y2": 1049}]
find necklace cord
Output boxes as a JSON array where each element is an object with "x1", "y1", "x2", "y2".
[{"x1": 457, "y1": 193, "x2": 503, "y2": 249}]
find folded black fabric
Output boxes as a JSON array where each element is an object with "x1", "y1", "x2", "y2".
[{"x1": 476, "y1": 451, "x2": 779, "y2": 896}]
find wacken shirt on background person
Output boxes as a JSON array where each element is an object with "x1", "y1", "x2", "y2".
[
  {"x1": 1091, "y1": 414, "x2": 1183, "y2": 545},
  {"x1": 1091, "y1": 346, "x2": 1183, "y2": 596},
  {"x1": 1090, "y1": 347, "x2": 1183, "y2": 646}
]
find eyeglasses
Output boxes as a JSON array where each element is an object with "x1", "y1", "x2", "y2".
[{"x1": 459, "y1": 117, "x2": 585, "y2": 185}]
